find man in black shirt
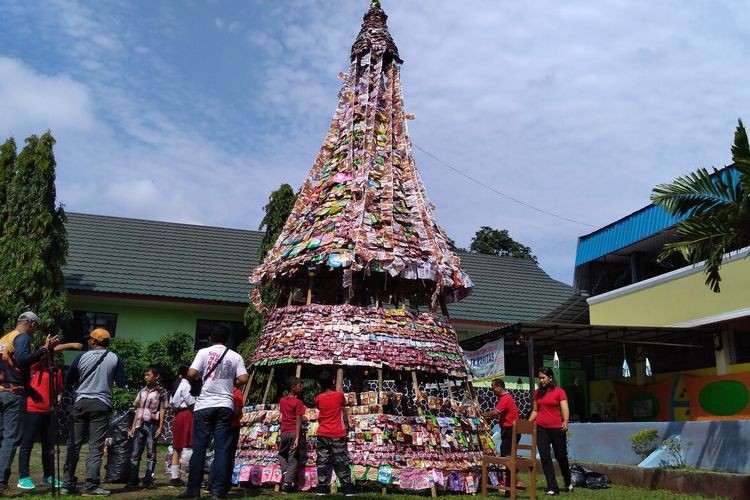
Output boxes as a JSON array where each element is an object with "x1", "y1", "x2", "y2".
[{"x1": 0, "y1": 311, "x2": 58, "y2": 494}]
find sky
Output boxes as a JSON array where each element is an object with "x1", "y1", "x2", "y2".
[{"x1": 1, "y1": 0, "x2": 749, "y2": 285}]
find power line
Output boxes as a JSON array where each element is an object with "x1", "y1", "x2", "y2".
[{"x1": 413, "y1": 144, "x2": 597, "y2": 228}]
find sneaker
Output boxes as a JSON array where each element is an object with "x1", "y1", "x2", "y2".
[
  {"x1": 17, "y1": 477, "x2": 35, "y2": 490},
  {"x1": 169, "y1": 478, "x2": 186, "y2": 488},
  {"x1": 141, "y1": 480, "x2": 156, "y2": 489},
  {"x1": 545, "y1": 491, "x2": 558, "y2": 496},
  {"x1": 42, "y1": 476, "x2": 63, "y2": 488},
  {"x1": 123, "y1": 482, "x2": 140, "y2": 490},
  {"x1": 81, "y1": 486, "x2": 111, "y2": 496},
  {"x1": 280, "y1": 483, "x2": 294, "y2": 494},
  {"x1": 60, "y1": 485, "x2": 76, "y2": 495},
  {"x1": 341, "y1": 485, "x2": 358, "y2": 497},
  {"x1": 315, "y1": 484, "x2": 329, "y2": 495}
]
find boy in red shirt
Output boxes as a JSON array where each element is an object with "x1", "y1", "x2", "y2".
[
  {"x1": 314, "y1": 371, "x2": 355, "y2": 496},
  {"x1": 483, "y1": 378, "x2": 519, "y2": 456},
  {"x1": 278, "y1": 377, "x2": 305, "y2": 493}
]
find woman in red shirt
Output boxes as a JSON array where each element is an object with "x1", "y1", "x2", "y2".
[{"x1": 529, "y1": 367, "x2": 571, "y2": 496}]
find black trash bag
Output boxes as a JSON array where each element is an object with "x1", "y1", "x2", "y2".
[
  {"x1": 569, "y1": 463, "x2": 611, "y2": 489},
  {"x1": 569, "y1": 464, "x2": 588, "y2": 488},
  {"x1": 104, "y1": 411, "x2": 134, "y2": 483},
  {"x1": 585, "y1": 472, "x2": 611, "y2": 490}
]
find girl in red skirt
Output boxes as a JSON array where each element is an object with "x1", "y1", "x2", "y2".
[{"x1": 169, "y1": 364, "x2": 194, "y2": 487}]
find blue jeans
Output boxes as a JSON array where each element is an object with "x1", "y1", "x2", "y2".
[
  {"x1": 0, "y1": 391, "x2": 24, "y2": 486},
  {"x1": 187, "y1": 406, "x2": 233, "y2": 496},
  {"x1": 130, "y1": 420, "x2": 158, "y2": 483}
]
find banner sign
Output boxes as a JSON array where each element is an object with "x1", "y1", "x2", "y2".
[{"x1": 463, "y1": 339, "x2": 505, "y2": 382}]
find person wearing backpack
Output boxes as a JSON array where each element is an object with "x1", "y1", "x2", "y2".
[
  {"x1": 61, "y1": 328, "x2": 126, "y2": 496},
  {"x1": 177, "y1": 325, "x2": 248, "y2": 500}
]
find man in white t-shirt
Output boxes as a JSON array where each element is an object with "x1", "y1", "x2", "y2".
[{"x1": 177, "y1": 326, "x2": 248, "y2": 500}]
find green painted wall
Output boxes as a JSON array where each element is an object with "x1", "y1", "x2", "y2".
[{"x1": 69, "y1": 295, "x2": 244, "y2": 343}]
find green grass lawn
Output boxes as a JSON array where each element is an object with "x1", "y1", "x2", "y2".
[{"x1": 11, "y1": 445, "x2": 720, "y2": 499}]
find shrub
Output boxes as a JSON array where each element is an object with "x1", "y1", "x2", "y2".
[
  {"x1": 109, "y1": 337, "x2": 144, "y2": 388},
  {"x1": 628, "y1": 428, "x2": 660, "y2": 460}
]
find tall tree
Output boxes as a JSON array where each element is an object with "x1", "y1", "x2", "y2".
[
  {"x1": 651, "y1": 119, "x2": 750, "y2": 292},
  {"x1": 470, "y1": 226, "x2": 538, "y2": 264},
  {"x1": 0, "y1": 138, "x2": 16, "y2": 234},
  {"x1": 238, "y1": 184, "x2": 297, "y2": 360},
  {"x1": 0, "y1": 139, "x2": 17, "y2": 328},
  {"x1": 0, "y1": 132, "x2": 71, "y2": 332}
]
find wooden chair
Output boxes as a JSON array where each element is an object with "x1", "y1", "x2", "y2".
[{"x1": 481, "y1": 419, "x2": 538, "y2": 499}]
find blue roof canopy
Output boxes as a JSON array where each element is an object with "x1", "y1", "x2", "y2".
[{"x1": 575, "y1": 166, "x2": 738, "y2": 267}]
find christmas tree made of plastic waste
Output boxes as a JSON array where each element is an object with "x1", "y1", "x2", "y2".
[
  {"x1": 241, "y1": 3, "x2": 496, "y2": 492},
  {"x1": 250, "y1": 1, "x2": 476, "y2": 379}
]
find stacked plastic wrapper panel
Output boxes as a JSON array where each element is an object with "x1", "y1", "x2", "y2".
[{"x1": 235, "y1": 398, "x2": 493, "y2": 493}]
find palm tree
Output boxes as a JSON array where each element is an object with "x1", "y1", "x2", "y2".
[{"x1": 651, "y1": 119, "x2": 750, "y2": 292}]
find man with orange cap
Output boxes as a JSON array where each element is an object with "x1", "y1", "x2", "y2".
[{"x1": 61, "y1": 328, "x2": 126, "y2": 496}]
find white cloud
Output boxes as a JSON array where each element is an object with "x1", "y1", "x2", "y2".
[
  {"x1": 4, "y1": 0, "x2": 750, "y2": 286},
  {"x1": 0, "y1": 57, "x2": 96, "y2": 136}
]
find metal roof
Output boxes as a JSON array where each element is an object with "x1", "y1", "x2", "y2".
[
  {"x1": 575, "y1": 204, "x2": 683, "y2": 267},
  {"x1": 63, "y1": 213, "x2": 573, "y2": 324},
  {"x1": 460, "y1": 322, "x2": 717, "y2": 357},
  {"x1": 575, "y1": 165, "x2": 738, "y2": 267}
]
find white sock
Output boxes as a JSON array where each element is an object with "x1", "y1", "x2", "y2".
[{"x1": 171, "y1": 464, "x2": 180, "y2": 479}]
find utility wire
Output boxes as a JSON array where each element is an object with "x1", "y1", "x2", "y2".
[{"x1": 414, "y1": 144, "x2": 597, "y2": 228}]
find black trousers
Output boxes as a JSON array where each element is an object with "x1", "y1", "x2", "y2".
[
  {"x1": 536, "y1": 426, "x2": 571, "y2": 493},
  {"x1": 499, "y1": 427, "x2": 519, "y2": 457},
  {"x1": 18, "y1": 411, "x2": 54, "y2": 479}
]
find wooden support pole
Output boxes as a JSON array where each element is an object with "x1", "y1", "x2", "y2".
[
  {"x1": 409, "y1": 371, "x2": 435, "y2": 497},
  {"x1": 262, "y1": 367, "x2": 275, "y2": 405},
  {"x1": 306, "y1": 270, "x2": 315, "y2": 305},
  {"x1": 410, "y1": 371, "x2": 423, "y2": 416},
  {"x1": 296, "y1": 364, "x2": 302, "y2": 378},
  {"x1": 444, "y1": 379, "x2": 455, "y2": 401},
  {"x1": 377, "y1": 368, "x2": 383, "y2": 399},
  {"x1": 242, "y1": 369, "x2": 255, "y2": 404},
  {"x1": 336, "y1": 368, "x2": 344, "y2": 392}
]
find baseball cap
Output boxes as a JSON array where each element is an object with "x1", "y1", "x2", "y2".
[
  {"x1": 17, "y1": 311, "x2": 39, "y2": 323},
  {"x1": 88, "y1": 328, "x2": 112, "y2": 342}
]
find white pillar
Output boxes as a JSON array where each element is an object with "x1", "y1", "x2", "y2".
[{"x1": 714, "y1": 328, "x2": 732, "y2": 376}]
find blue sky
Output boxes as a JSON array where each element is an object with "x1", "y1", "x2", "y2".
[{"x1": 1, "y1": 1, "x2": 749, "y2": 285}]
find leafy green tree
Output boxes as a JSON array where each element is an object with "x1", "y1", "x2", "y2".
[
  {"x1": 469, "y1": 226, "x2": 538, "y2": 264},
  {"x1": 143, "y1": 329, "x2": 194, "y2": 389},
  {"x1": 238, "y1": 184, "x2": 297, "y2": 361},
  {"x1": 651, "y1": 119, "x2": 750, "y2": 292},
  {"x1": 109, "y1": 337, "x2": 144, "y2": 388},
  {"x1": 0, "y1": 132, "x2": 70, "y2": 332},
  {"x1": 109, "y1": 330, "x2": 195, "y2": 411},
  {"x1": 0, "y1": 138, "x2": 15, "y2": 227},
  {"x1": 0, "y1": 139, "x2": 17, "y2": 328}
]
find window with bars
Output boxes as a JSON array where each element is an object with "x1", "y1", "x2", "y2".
[{"x1": 70, "y1": 311, "x2": 118, "y2": 344}]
